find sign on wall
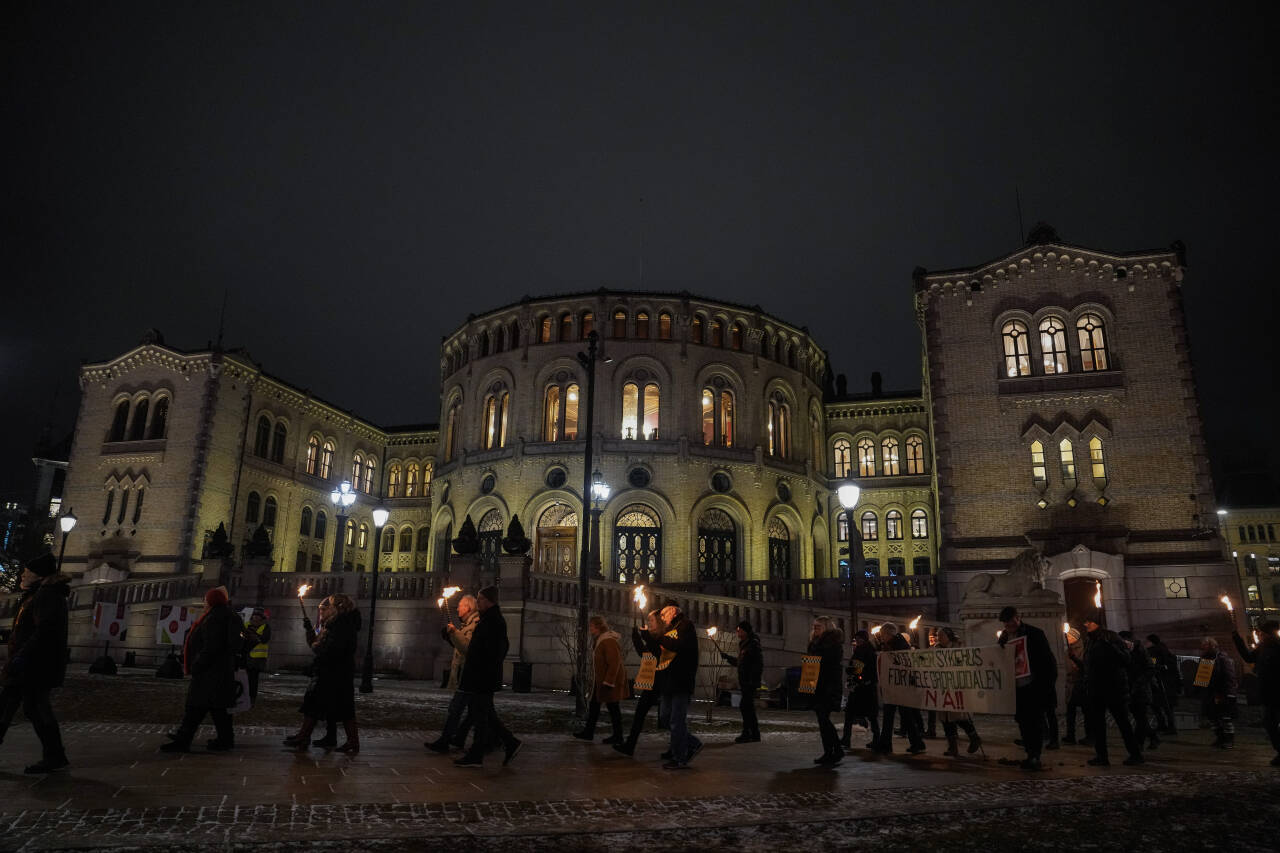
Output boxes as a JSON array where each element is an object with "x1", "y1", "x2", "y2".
[
  {"x1": 93, "y1": 603, "x2": 128, "y2": 642},
  {"x1": 877, "y1": 644, "x2": 1016, "y2": 714},
  {"x1": 156, "y1": 604, "x2": 195, "y2": 646}
]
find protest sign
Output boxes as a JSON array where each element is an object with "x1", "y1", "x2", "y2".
[
  {"x1": 634, "y1": 653, "x2": 657, "y2": 691},
  {"x1": 1193, "y1": 658, "x2": 1215, "y2": 688},
  {"x1": 93, "y1": 603, "x2": 128, "y2": 642},
  {"x1": 798, "y1": 654, "x2": 821, "y2": 693},
  {"x1": 877, "y1": 644, "x2": 1016, "y2": 714},
  {"x1": 156, "y1": 604, "x2": 196, "y2": 646}
]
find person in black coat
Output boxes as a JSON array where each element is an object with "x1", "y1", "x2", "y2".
[
  {"x1": 284, "y1": 593, "x2": 362, "y2": 752},
  {"x1": 998, "y1": 606, "x2": 1058, "y2": 771},
  {"x1": 1146, "y1": 634, "x2": 1180, "y2": 734},
  {"x1": 871, "y1": 623, "x2": 925, "y2": 754},
  {"x1": 1071, "y1": 610, "x2": 1141, "y2": 766},
  {"x1": 0, "y1": 554, "x2": 71, "y2": 774},
  {"x1": 614, "y1": 609, "x2": 668, "y2": 757},
  {"x1": 841, "y1": 629, "x2": 879, "y2": 749},
  {"x1": 655, "y1": 604, "x2": 702, "y2": 769},
  {"x1": 454, "y1": 586, "x2": 522, "y2": 767},
  {"x1": 722, "y1": 620, "x2": 763, "y2": 743},
  {"x1": 807, "y1": 616, "x2": 845, "y2": 765},
  {"x1": 1233, "y1": 620, "x2": 1280, "y2": 765},
  {"x1": 1119, "y1": 630, "x2": 1159, "y2": 750},
  {"x1": 161, "y1": 586, "x2": 245, "y2": 753}
]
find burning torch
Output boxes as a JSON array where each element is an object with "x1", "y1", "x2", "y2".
[
  {"x1": 633, "y1": 584, "x2": 647, "y2": 627},
  {"x1": 908, "y1": 615, "x2": 922, "y2": 648},
  {"x1": 296, "y1": 584, "x2": 311, "y2": 618},
  {"x1": 437, "y1": 586, "x2": 462, "y2": 626}
]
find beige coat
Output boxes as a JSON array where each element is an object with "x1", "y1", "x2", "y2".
[
  {"x1": 592, "y1": 630, "x2": 630, "y2": 703},
  {"x1": 447, "y1": 610, "x2": 479, "y2": 689}
]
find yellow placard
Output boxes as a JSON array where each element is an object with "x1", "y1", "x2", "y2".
[
  {"x1": 1193, "y1": 658, "x2": 1214, "y2": 688},
  {"x1": 798, "y1": 654, "x2": 821, "y2": 693},
  {"x1": 634, "y1": 653, "x2": 657, "y2": 692}
]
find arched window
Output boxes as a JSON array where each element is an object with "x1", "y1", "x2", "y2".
[
  {"x1": 580, "y1": 311, "x2": 594, "y2": 339},
  {"x1": 860, "y1": 510, "x2": 878, "y2": 540},
  {"x1": 710, "y1": 319, "x2": 723, "y2": 347},
  {"x1": 810, "y1": 414, "x2": 823, "y2": 471},
  {"x1": 881, "y1": 437, "x2": 900, "y2": 475},
  {"x1": 774, "y1": 336, "x2": 784, "y2": 363},
  {"x1": 109, "y1": 400, "x2": 130, "y2": 441},
  {"x1": 729, "y1": 323, "x2": 743, "y2": 351},
  {"x1": 388, "y1": 464, "x2": 402, "y2": 498},
  {"x1": 314, "y1": 511, "x2": 327, "y2": 540},
  {"x1": 306, "y1": 437, "x2": 320, "y2": 475},
  {"x1": 543, "y1": 382, "x2": 580, "y2": 441},
  {"x1": 320, "y1": 441, "x2": 335, "y2": 479},
  {"x1": 510, "y1": 319, "x2": 521, "y2": 348},
  {"x1": 445, "y1": 399, "x2": 461, "y2": 461},
  {"x1": 417, "y1": 527, "x2": 430, "y2": 551},
  {"x1": 358, "y1": 523, "x2": 369, "y2": 549},
  {"x1": 128, "y1": 398, "x2": 150, "y2": 441},
  {"x1": 1089, "y1": 437, "x2": 1107, "y2": 484},
  {"x1": 788, "y1": 344, "x2": 797, "y2": 370},
  {"x1": 1039, "y1": 317, "x2": 1069, "y2": 374},
  {"x1": 1077, "y1": 313, "x2": 1109, "y2": 371},
  {"x1": 406, "y1": 462, "x2": 419, "y2": 497},
  {"x1": 351, "y1": 453, "x2": 365, "y2": 492},
  {"x1": 906, "y1": 435, "x2": 925, "y2": 475},
  {"x1": 696, "y1": 508, "x2": 736, "y2": 582},
  {"x1": 494, "y1": 326, "x2": 505, "y2": 354},
  {"x1": 1002, "y1": 320, "x2": 1031, "y2": 377},
  {"x1": 1059, "y1": 439, "x2": 1076, "y2": 484},
  {"x1": 149, "y1": 397, "x2": 169, "y2": 439},
  {"x1": 635, "y1": 311, "x2": 650, "y2": 339},
  {"x1": 767, "y1": 516, "x2": 792, "y2": 580},
  {"x1": 559, "y1": 313, "x2": 573, "y2": 341},
  {"x1": 766, "y1": 392, "x2": 791, "y2": 458},
  {"x1": 833, "y1": 438, "x2": 852, "y2": 478},
  {"x1": 700, "y1": 382, "x2": 735, "y2": 447},
  {"x1": 271, "y1": 422, "x2": 287, "y2": 464},
  {"x1": 482, "y1": 387, "x2": 509, "y2": 450},
  {"x1": 380, "y1": 526, "x2": 393, "y2": 552},
  {"x1": 363, "y1": 458, "x2": 375, "y2": 494},
  {"x1": 254, "y1": 415, "x2": 271, "y2": 457},
  {"x1": 857, "y1": 438, "x2": 876, "y2": 477},
  {"x1": 1031, "y1": 440, "x2": 1047, "y2": 487},
  {"x1": 885, "y1": 509, "x2": 903, "y2": 540},
  {"x1": 539, "y1": 316, "x2": 553, "y2": 343},
  {"x1": 399, "y1": 526, "x2": 413, "y2": 552},
  {"x1": 615, "y1": 505, "x2": 662, "y2": 584},
  {"x1": 910, "y1": 509, "x2": 928, "y2": 539},
  {"x1": 117, "y1": 489, "x2": 129, "y2": 525},
  {"x1": 246, "y1": 491, "x2": 261, "y2": 524},
  {"x1": 479, "y1": 510, "x2": 503, "y2": 574},
  {"x1": 612, "y1": 309, "x2": 627, "y2": 338},
  {"x1": 477, "y1": 330, "x2": 489, "y2": 358},
  {"x1": 102, "y1": 488, "x2": 115, "y2": 525},
  {"x1": 543, "y1": 386, "x2": 560, "y2": 441},
  {"x1": 536, "y1": 502, "x2": 579, "y2": 575},
  {"x1": 300, "y1": 507, "x2": 313, "y2": 536},
  {"x1": 132, "y1": 487, "x2": 144, "y2": 525},
  {"x1": 658, "y1": 312, "x2": 673, "y2": 340},
  {"x1": 263, "y1": 496, "x2": 277, "y2": 528},
  {"x1": 621, "y1": 381, "x2": 660, "y2": 440},
  {"x1": 691, "y1": 314, "x2": 704, "y2": 344},
  {"x1": 836, "y1": 510, "x2": 849, "y2": 542}
]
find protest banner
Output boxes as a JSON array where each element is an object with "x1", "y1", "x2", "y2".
[
  {"x1": 156, "y1": 604, "x2": 196, "y2": 646},
  {"x1": 798, "y1": 654, "x2": 821, "y2": 693},
  {"x1": 93, "y1": 603, "x2": 128, "y2": 641},
  {"x1": 877, "y1": 643, "x2": 1016, "y2": 714},
  {"x1": 633, "y1": 652, "x2": 657, "y2": 691}
]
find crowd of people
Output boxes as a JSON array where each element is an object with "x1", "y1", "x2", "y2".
[{"x1": 1, "y1": 550, "x2": 1278, "y2": 775}]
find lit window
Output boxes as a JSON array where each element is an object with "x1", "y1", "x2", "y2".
[
  {"x1": 710, "y1": 319, "x2": 723, "y2": 348},
  {"x1": 1031, "y1": 440, "x2": 1047, "y2": 487},
  {"x1": 539, "y1": 316, "x2": 553, "y2": 343},
  {"x1": 882, "y1": 437, "x2": 900, "y2": 475},
  {"x1": 306, "y1": 437, "x2": 320, "y2": 475},
  {"x1": 1077, "y1": 313, "x2": 1109, "y2": 371},
  {"x1": 363, "y1": 459, "x2": 375, "y2": 494},
  {"x1": 836, "y1": 511, "x2": 849, "y2": 542},
  {"x1": 345, "y1": 520, "x2": 355, "y2": 546},
  {"x1": 860, "y1": 510, "x2": 878, "y2": 540},
  {"x1": 1089, "y1": 437, "x2": 1107, "y2": 483},
  {"x1": 906, "y1": 435, "x2": 924, "y2": 475},
  {"x1": 48, "y1": 496, "x2": 62, "y2": 518},
  {"x1": 635, "y1": 311, "x2": 650, "y2": 339},
  {"x1": 358, "y1": 523, "x2": 369, "y2": 549},
  {"x1": 1059, "y1": 439, "x2": 1076, "y2": 484},
  {"x1": 352, "y1": 453, "x2": 364, "y2": 492},
  {"x1": 766, "y1": 392, "x2": 791, "y2": 459},
  {"x1": 319, "y1": 440, "x2": 335, "y2": 479},
  {"x1": 388, "y1": 464, "x2": 402, "y2": 498},
  {"x1": 700, "y1": 383, "x2": 734, "y2": 447},
  {"x1": 691, "y1": 315, "x2": 704, "y2": 344},
  {"x1": 406, "y1": 463, "x2": 419, "y2": 497},
  {"x1": 564, "y1": 384, "x2": 580, "y2": 439},
  {"x1": 886, "y1": 510, "x2": 903, "y2": 540},
  {"x1": 1002, "y1": 320, "x2": 1031, "y2": 377},
  {"x1": 580, "y1": 311, "x2": 594, "y2": 339},
  {"x1": 658, "y1": 312, "x2": 672, "y2": 340},
  {"x1": 910, "y1": 509, "x2": 928, "y2": 539},
  {"x1": 483, "y1": 388, "x2": 510, "y2": 449},
  {"x1": 857, "y1": 438, "x2": 876, "y2": 477},
  {"x1": 1247, "y1": 584, "x2": 1260, "y2": 602},
  {"x1": 621, "y1": 381, "x2": 659, "y2": 440},
  {"x1": 833, "y1": 439, "x2": 852, "y2": 478},
  {"x1": 1039, "y1": 317, "x2": 1069, "y2": 374}
]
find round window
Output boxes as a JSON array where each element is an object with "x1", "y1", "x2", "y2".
[
  {"x1": 711, "y1": 472, "x2": 732, "y2": 493},
  {"x1": 545, "y1": 468, "x2": 567, "y2": 489},
  {"x1": 480, "y1": 473, "x2": 496, "y2": 494},
  {"x1": 776, "y1": 481, "x2": 791, "y2": 503},
  {"x1": 628, "y1": 467, "x2": 651, "y2": 488}
]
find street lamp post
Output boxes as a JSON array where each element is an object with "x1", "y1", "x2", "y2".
[
  {"x1": 360, "y1": 505, "x2": 390, "y2": 694},
  {"x1": 329, "y1": 481, "x2": 357, "y2": 572},
  {"x1": 573, "y1": 330, "x2": 605, "y2": 711},
  {"x1": 56, "y1": 509, "x2": 77, "y2": 572},
  {"x1": 838, "y1": 483, "x2": 863, "y2": 633},
  {"x1": 588, "y1": 469, "x2": 611, "y2": 577}
]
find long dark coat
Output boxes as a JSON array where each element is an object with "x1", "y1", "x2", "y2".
[
  {"x1": 807, "y1": 628, "x2": 844, "y2": 706},
  {"x1": 1126, "y1": 640, "x2": 1156, "y2": 704},
  {"x1": 3, "y1": 574, "x2": 71, "y2": 689},
  {"x1": 724, "y1": 633, "x2": 764, "y2": 693},
  {"x1": 655, "y1": 615, "x2": 699, "y2": 695},
  {"x1": 1077, "y1": 627, "x2": 1130, "y2": 701},
  {"x1": 460, "y1": 605, "x2": 508, "y2": 693},
  {"x1": 301, "y1": 608, "x2": 361, "y2": 721},
  {"x1": 1234, "y1": 632, "x2": 1280, "y2": 706},
  {"x1": 183, "y1": 603, "x2": 245, "y2": 710},
  {"x1": 845, "y1": 641, "x2": 878, "y2": 716}
]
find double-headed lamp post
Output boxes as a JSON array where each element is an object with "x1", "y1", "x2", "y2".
[
  {"x1": 56, "y1": 509, "x2": 78, "y2": 572},
  {"x1": 588, "y1": 470, "x2": 611, "y2": 577},
  {"x1": 360, "y1": 505, "x2": 390, "y2": 694},
  {"x1": 838, "y1": 483, "x2": 863, "y2": 633},
  {"x1": 329, "y1": 481, "x2": 357, "y2": 572}
]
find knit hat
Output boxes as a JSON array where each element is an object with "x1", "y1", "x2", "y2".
[
  {"x1": 25, "y1": 553, "x2": 57, "y2": 578},
  {"x1": 205, "y1": 586, "x2": 229, "y2": 607},
  {"x1": 478, "y1": 585, "x2": 499, "y2": 604}
]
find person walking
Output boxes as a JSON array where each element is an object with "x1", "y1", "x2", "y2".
[
  {"x1": 1073, "y1": 609, "x2": 1142, "y2": 766},
  {"x1": 1146, "y1": 634, "x2": 1180, "y2": 734},
  {"x1": 1119, "y1": 630, "x2": 1160, "y2": 750},
  {"x1": 1232, "y1": 620, "x2": 1279, "y2": 765},
  {"x1": 1199, "y1": 636, "x2": 1238, "y2": 750},
  {"x1": 923, "y1": 628, "x2": 938, "y2": 739},
  {"x1": 454, "y1": 586, "x2": 522, "y2": 767},
  {"x1": 722, "y1": 620, "x2": 763, "y2": 743},
  {"x1": 160, "y1": 586, "x2": 244, "y2": 753},
  {"x1": 998, "y1": 606, "x2": 1057, "y2": 771},
  {"x1": 574, "y1": 616, "x2": 630, "y2": 743},
  {"x1": 1061, "y1": 626, "x2": 1089, "y2": 745},
  {"x1": 426, "y1": 594, "x2": 479, "y2": 753},
  {"x1": 934, "y1": 627, "x2": 982, "y2": 756},
  {"x1": 613, "y1": 609, "x2": 667, "y2": 757},
  {"x1": 807, "y1": 616, "x2": 844, "y2": 766},
  {"x1": 870, "y1": 622, "x2": 925, "y2": 755},
  {"x1": 284, "y1": 594, "x2": 362, "y2": 753},
  {"x1": 241, "y1": 607, "x2": 271, "y2": 704},
  {"x1": 655, "y1": 604, "x2": 702, "y2": 770},
  {"x1": 0, "y1": 553, "x2": 71, "y2": 774},
  {"x1": 840, "y1": 629, "x2": 879, "y2": 749}
]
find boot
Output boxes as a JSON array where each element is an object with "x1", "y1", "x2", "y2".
[
  {"x1": 967, "y1": 732, "x2": 982, "y2": 754},
  {"x1": 284, "y1": 717, "x2": 317, "y2": 749},
  {"x1": 839, "y1": 722, "x2": 852, "y2": 749},
  {"x1": 313, "y1": 723, "x2": 338, "y2": 748},
  {"x1": 336, "y1": 720, "x2": 360, "y2": 754},
  {"x1": 943, "y1": 734, "x2": 959, "y2": 757}
]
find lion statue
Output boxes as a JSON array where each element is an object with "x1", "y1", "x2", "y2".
[{"x1": 963, "y1": 548, "x2": 1056, "y2": 601}]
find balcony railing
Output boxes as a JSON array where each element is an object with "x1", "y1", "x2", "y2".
[{"x1": 650, "y1": 574, "x2": 936, "y2": 606}]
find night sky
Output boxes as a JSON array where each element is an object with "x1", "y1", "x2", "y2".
[{"x1": 4, "y1": 2, "x2": 1277, "y2": 504}]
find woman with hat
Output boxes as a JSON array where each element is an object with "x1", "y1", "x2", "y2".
[{"x1": 160, "y1": 586, "x2": 244, "y2": 753}]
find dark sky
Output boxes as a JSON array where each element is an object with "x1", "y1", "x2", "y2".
[{"x1": 4, "y1": 1, "x2": 1277, "y2": 504}]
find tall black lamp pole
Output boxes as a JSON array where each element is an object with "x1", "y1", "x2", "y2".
[{"x1": 360, "y1": 505, "x2": 390, "y2": 693}]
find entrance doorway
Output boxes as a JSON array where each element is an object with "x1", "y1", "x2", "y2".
[{"x1": 1064, "y1": 577, "x2": 1105, "y2": 627}]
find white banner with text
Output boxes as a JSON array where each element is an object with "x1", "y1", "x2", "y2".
[{"x1": 877, "y1": 644, "x2": 1017, "y2": 714}]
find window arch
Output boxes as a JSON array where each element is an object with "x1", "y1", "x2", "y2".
[
  {"x1": 836, "y1": 510, "x2": 849, "y2": 542},
  {"x1": 306, "y1": 437, "x2": 320, "y2": 475},
  {"x1": 857, "y1": 438, "x2": 876, "y2": 477},
  {"x1": 478, "y1": 509, "x2": 503, "y2": 574},
  {"x1": 406, "y1": 462, "x2": 420, "y2": 497},
  {"x1": 1002, "y1": 320, "x2": 1031, "y2": 377},
  {"x1": 657, "y1": 312, "x2": 673, "y2": 340},
  {"x1": 254, "y1": 415, "x2": 271, "y2": 457},
  {"x1": 696, "y1": 508, "x2": 736, "y2": 582},
  {"x1": 906, "y1": 435, "x2": 925, "y2": 475},
  {"x1": 885, "y1": 509, "x2": 903, "y2": 540},
  {"x1": 1031, "y1": 440, "x2": 1047, "y2": 488},
  {"x1": 388, "y1": 464, "x2": 402, "y2": 497},
  {"x1": 766, "y1": 392, "x2": 791, "y2": 459},
  {"x1": 445, "y1": 399, "x2": 461, "y2": 461},
  {"x1": 351, "y1": 453, "x2": 365, "y2": 492},
  {"x1": 767, "y1": 516, "x2": 792, "y2": 580},
  {"x1": 399, "y1": 526, "x2": 413, "y2": 552},
  {"x1": 320, "y1": 440, "x2": 335, "y2": 479},
  {"x1": 382, "y1": 527, "x2": 394, "y2": 552},
  {"x1": 612, "y1": 309, "x2": 627, "y2": 338},
  {"x1": 559, "y1": 313, "x2": 573, "y2": 342},
  {"x1": 1039, "y1": 317, "x2": 1069, "y2": 374},
  {"x1": 543, "y1": 381, "x2": 580, "y2": 441},
  {"x1": 149, "y1": 397, "x2": 170, "y2": 439},
  {"x1": 1077, "y1": 313, "x2": 1109, "y2": 371},
  {"x1": 358, "y1": 523, "x2": 369, "y2": 549},
  {"x1": 482, "y1": 387, "x2": 510, "y2": 450},
  {"x1": 700, "y1": 380, "x2": 735, "y2": 447},
  {"x1": 615, "y1": 504, "x2": 661, "y2": 584},
  {"x1": 809, "y1": 414, "x2": 823, "y2": 471},
  {"x1": 109, "y1": 400, "x2": 130, "y2": 441},
  {"x1": 271, "y1": 422, "x2": 287, "y2": 464},
  {"x1": 128, "y1": 398, "x2": 150, "y2": 442},
  {"x1": 314, "y1": 511, "x2": 327, "y2": 540},
  {"x1": 580, "y1": 311, "x2": 594, "y2": 339},
  {"x1": 363, "y1": 458, "x2": 375, "y2": 494},
  {"x1": 263, "y1": 496, "x2": 278, "y2": 528},
  {"x1": 691, "y1": 314, "x2": 704, "y2": 344},
  {"x1": 621, "y1": 380, "x2": 660, "y2": 440},
  {"x1": 417, "y1": 527, "x2": 430, "y2": 551},
  {"x1": 881, "y1": 437, "x2": 900, "y2": 475},
  {"x1": 910, "y1": 508, "x2": 928, "y2": 539},
  {"x1": 102, "y1": 488, "x2": 114, "y2": 525},
  {"x1": 539, "y1": 315, "x2": 553, "y2": 343},
  {"x1": 635, "y1": 311, "x2": 650, "y2": 339},
  {"x1": 860, "y1": 510, "x2": 878, "y2": 540},
  {"x1": 833, "y1": 438, "x2": 852, "y2": 478},
  {"x1": 1089, "y1": 437, "x2": 1107, "y2": 484},
  {"x1": 1059, "y1": 439, "x2": 1076, "y2": 485},
  {"x1": 300, "y1": 506, "x2": 313, "y2": 536},
  {"x1": 709, "y1": 318, "x2": 724, "y2": 348},
  {"x1": 246, "y1": 491, "x2": 261, "y2": 524},
  {"x1": 729, "y1": 322, "x2": 743, "y2": 351}
]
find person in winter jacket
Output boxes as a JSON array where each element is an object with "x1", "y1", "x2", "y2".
[
  {"x1": 999, "y1": 606, "x2": 1058, "y2": 771},
  {"x1": 722, "y1": 620, "x2": 763, "y2": 743},
  {"x1": 1199, "y1": 635, "x2": 1238, "y2": 750},
  {"x1": 241, "y1": 608, "x2": 271, "y2": 702},
  {"x1": 655, "y1": 604, "x2": 702, "y2": 770},
  {"x1": 1146, "y1": 633, "x2": 1180, "y2": 733},
  {"x1": 1119, "y1": 630, "x2": 1159, "y2": 750},
  {"x1": 1071, "y1": 610, "x2": 1141, "y2": 766},
  {"x1": 283, "y1": 594, "x2": 362, "y2": 753},
  {"x1": 1232, "y1": 620, "x2": 1279, "y2": 765},
  {"x1": 160, "y1": 586, "x2": 245, "y2": 754},
  {"x1": 614, "y1": 609, "x2": 667, "y2": 757},
  {"x1": 426, "y1": 594, "x2": 479, "y2": 752},
  {"x1": 0, "y1": 554, "x2": 71, "y2": 774},
  {"x1": 454, "y1": 586, "x2": 522, "y2": 767},
  {"x1": 934, "y1": 627, "x2": 982, "y2": 756},
  {"x1": 841, "y1": 629, "x2": 878, "y2": 749},
  {"x1": 871, "y1": 622, "x2": 926, "y2": 755},
  {"x1": 1061, "y1": 626, "x2": 1090, "y2": 745},
  {"x1": 574, "y1": 616, "x2": 630, "y2": 742},
  {"x1": 807, "y1": 616, "x2": 845, "y2": 765}
]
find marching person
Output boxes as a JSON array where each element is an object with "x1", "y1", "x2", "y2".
[
  {"x1": 923, "y1": 628, "x2": 938, "y2": 739},
  {"x1": 1199, "y1": 636, "x2": 1238, "y2": 750},
  {"x1": 161, "y1": 586, "x2": 244, "y2": 753},
  {"x1": 1061, "y1": 625, "x2": 1089, "y2": 745},
  {"x1": 1119, "y1": 630, "x2": 1160, "y2": 750},
  {"x1": 870, "y1": 622, "x2": 925, "y2": 755},
  {"x1": 655, "y1": 603, "x2": 702, "y2": 770},
  {"x1": 934, "y1": 627, "x2": 982, "y2": 756},
  {"x1": 613, "y1": 609, "x2": 667, "y2": 757},
  {"x1": 454, "y1": 586, "x2": 522, "y2": 767},
  {"x1": 1073, "y1": 609, "x2": 1142, "y2": 766},
  {"x1": 0, "y1": 553, "x2": 71, "y2": 774},
  {"x1": 807, "y1": 615, "x2": 845, "y2": 765},
  {"x1": 1146, "y1": 634, "x2": 1181, "y2": 734},
  {"x1": 998, "y1": 606, "x2": 1057, "y2": 771},
  {"x1": 574, "y1": 616, "x2": 629, "y2": 743},
  {"x1": 840, "y1": 629, "x2": 878, "y2": 749},
  {"x1": 241, "y1": 607, "x2": 271, "y2": 703},
  {"x1": 426, "y1": 594, "x2": 479, "y2": 753},
  {"x1": 284, "y1": 594, "x2": 362, "y2": 753},
  {"x1": 1232, "y1": 620, "x2": 1279, "y2": 765},
  {"x1": 721, "y1": 620, "x2": 763, "y2": 743}
]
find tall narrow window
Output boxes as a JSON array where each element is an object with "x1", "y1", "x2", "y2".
[
  {"x1": 613, "y1": 309, "x2": 627, "y2": 338},
  {"x1": 766, "y1": 392, "x2": 791, "y2": 458},
  {"x1": 700, "y1": 382, "x2": 734, "y2": 447},
  {"x1": 510, "y1": 319, "x2": 521, "y2": 347},
  {"x1": 128, "y1": 399, "x2": 149, "y2": 441},
  {"x1": 246, "y1": 491, "x2": 261, "y2": 524},
  {"x1": 833, "y1": 438, "x2": 852, "y2": 478},
  {"x1": 906, "y1": 435, "x2": 925, "y2": 474},
  {"x1": 1031, "y1": 440, "x2": 1047, "y2": 487},
  {"x1": 406, "y1": 462, "x2": 419, "y2": 497},
  {"x1": 363, "y1": 458, "x2": 375, "y2": 494},
  {"x1": 710, "y1": 319, "x2": 723, "y2": 347},
  {"x1": 691, "y1": 315, "x2": 704, "y2": 344},
  {"x1": 314, "y1": 511, "x2": 327, "y2": 540},
  {"x1": 320, "y1": 441, "x2": 335, "y2": 479},
  {"x1": 885, "y1": 509, "x2": 903, "y2": 540},
  {"x1": 559, "y1": 313, "x2": 573, "y2": 341},
  {"x1": 658, "y1": 312, "x2": 672, "y2": 340},
  {"x1": 564, "y1": 384, "x2": 580, "y2": 439},
  {"x1": 102, "y1": 489, "x2": 114, "y2": 525},
  {"x1": 719, "y1": 390, "x2": 734, "y2": 447},
  {"x1": 263, "y1": 496, "x2": 278, "y2": 528},
  {"x1": 910, "y1": 509, "x2": 928, "y2": 539},
  {"x1": 388, "y1": 464, "x2": 402, "y2": 497},
  {"x1": 1039, "y1": 317, "x2": 1069, "y2": 374},
  {"x1": 1059, "y1": 438, "x2": 1076, "y2": 485},
  {"x1": 1077, "y1": 313, "x2": 1109, "y2": 371},
  {"x1": 359, "y1": 524, "x2": 369, "y2": 549},
  {"x1": 635, "y1": 311, "x2": 650, "y2": 339},
  {"x1": 729, "y1": 323, "x2": 743, "y2": 351},
  {"x1": 621, "y1": 383, "x2": 639, "y2": 439},
  {"x1": 445, "y1": 401, "x2": 461, "y2": 461},
  {"x1": 539, "y1": 316, "x2": 553, "y2": 343},
  {"x1": 1089, "y1": 437, "x2": 1107, "y2": 483},
  {"x1": 857, "y1": 438, "x2": 876, "y2": 477},
  {"x1": 494, "y1": 326, "x2": 505, "y2": 353},
  {"x1": 477, "y1": 331, "x2": 489, "y2": 358},
  {"x1": 110, "y1": 400, "x2": 130, "y2": 441},
  {"x1": 352, "y1": 454, "x2": 364, "y2": 492},
  {"x1": 346, "y1": 520, "x2": 356, "y2": 546},
  {"x1": 1002, "y1": 320, "x2": 1031, "y2": 377},
  {"x1": 483, "y1": 389, "x2": 509, "y2": 449},
  {"x1": 149, "y1": 397, "x2": 169, "y2": 439},
  {"x1": 882, "y1": 437, "x2": 900, "y2": 475},
  {"x1": 300, "y1": 507, "x2": 313, "y2": 536},
  {"x1": 271, "y1": 423, "x2": 287, "y2": 464},
  {"x1": 860, "y1": 510, "x2": 878, "y2": 540},
  {"x1": 254, "y1": 415, "x2": 271, "y2": 457},
  {"x1": 117, "y1": 489, "x2": 129, "y2": 524},
  {"x1": 580, "y1": 311, "x2": 593, "y2": 339},
  {"x1": 836, "y1": 511, "x2": 849, "y2": 542},
  {"x1": 810, "y1": 415, "x2": 823, "y2": 471},
  {"x1": 306, "y1": 437, "x2": 319, "y2": 475}
]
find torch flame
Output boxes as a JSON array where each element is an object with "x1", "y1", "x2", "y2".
[
  {"x1": 997, "y1": 630, "x2": 1003, "y2": 639},
  {"x1": 1093, "y1": 581, "x2": 1103, "y2": 609},
  {"x1": 634, "y1": 585, "x2": 648, "y2": 611},
  {"x1": 442, "y1": 586, "x2": 461, "y2": 599},
  {"x1": 1220, "y1": 595, "x2": 1233, "y2": 612},
  {"x1": 1063, "y1": 621, "x2": 1070, "y2": 635},
  {"x1": 869, "y1": 625, "x2": 880, "y2": 635},
  {"x1": 297, "y1": 584, "x2": 311, "y2": 598},
  {"x1": 908, "y1": 615, "x2": 922, "y2": 631},
  {"x1": 1253, "y1": 630, "x2": 1261, "y2": 646},
  {"x1": 706, "y1": 626, "x2": 717, "y2": 638},
  {"x1": 436, "y1": 597, "x2": 444, "y2": 607}
]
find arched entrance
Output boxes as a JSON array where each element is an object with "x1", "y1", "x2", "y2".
[
  {"x1": 1064, "y1": 577, "x2": 1105, "y2": 627},
  {"x1": 697, "y1": 508, "x2": 737, "y2": 582},
  {"x1": 614, "y1": 504, "x2": 661, "y2": 584},
  {"x1": 536, "y1": 502, "x2": 579, "y2": 575},
  {"x1": 478, "y1": 509, "x2": 504, "y2": 576},
  {"x1": 767, "y1": 517, "x2": 792, "y2": 580}
]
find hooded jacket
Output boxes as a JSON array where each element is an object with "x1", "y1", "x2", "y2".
[
  {"x1": 592, "y1": 629, "x2": 630, "y2": 703},
  {"x1": 4, "y1": 573, "x2": 71, "y2": 689}
]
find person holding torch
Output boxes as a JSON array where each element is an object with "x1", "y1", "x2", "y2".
[
  {"x1": 1231, "y1": 618, "x2": 1280, "y2": 765},
  {"x1": 426, "y1": 591, "x2": 477, "y2": 753},
  {"x1": 721, "y1": 621, "x2": 763, "y2": 743}
]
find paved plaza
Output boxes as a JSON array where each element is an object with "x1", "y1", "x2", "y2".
[{"x1": 0, "y1": 674, "x2": 1276, "y2": 851}]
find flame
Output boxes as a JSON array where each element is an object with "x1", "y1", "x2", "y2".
[
  {"x1": 436, "y1": 597, "x2": 444, "y2": 607},
  {"x1": 908, "y1": 615, "x2": 921, "y2": 631},
  {"x1": 442, "y1": 586, "x2": 461, "y2": 598},
  {"x1": 1253, "y1": 630, "x2": 1261, "y2": 646},
  {"x1": 633, "y1": 584, "x2": 645, "y2": 601},
  {"x1": 1063, "y1": 621, "x2": 1070, "y2": 635},
  {"x1": 1093, "y1": 581, "x2": 1103, "y2": 609},
  {"x1": 297, "y1": 584, "x2": 311, "y2": 598},
  {"x1": 869, "y1": 625, "x2": 880, "y2": 635},
  {"x1": 1220, "y1": 595, "x2": 1233, "y2": 612},
  {"x1": 706, "y1": 626, "x2": 717, "y2": 638}
]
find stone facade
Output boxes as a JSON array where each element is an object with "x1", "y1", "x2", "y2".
[{"x1": 1219, "y1": 506, "x2": 1280, "y2": 621}]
